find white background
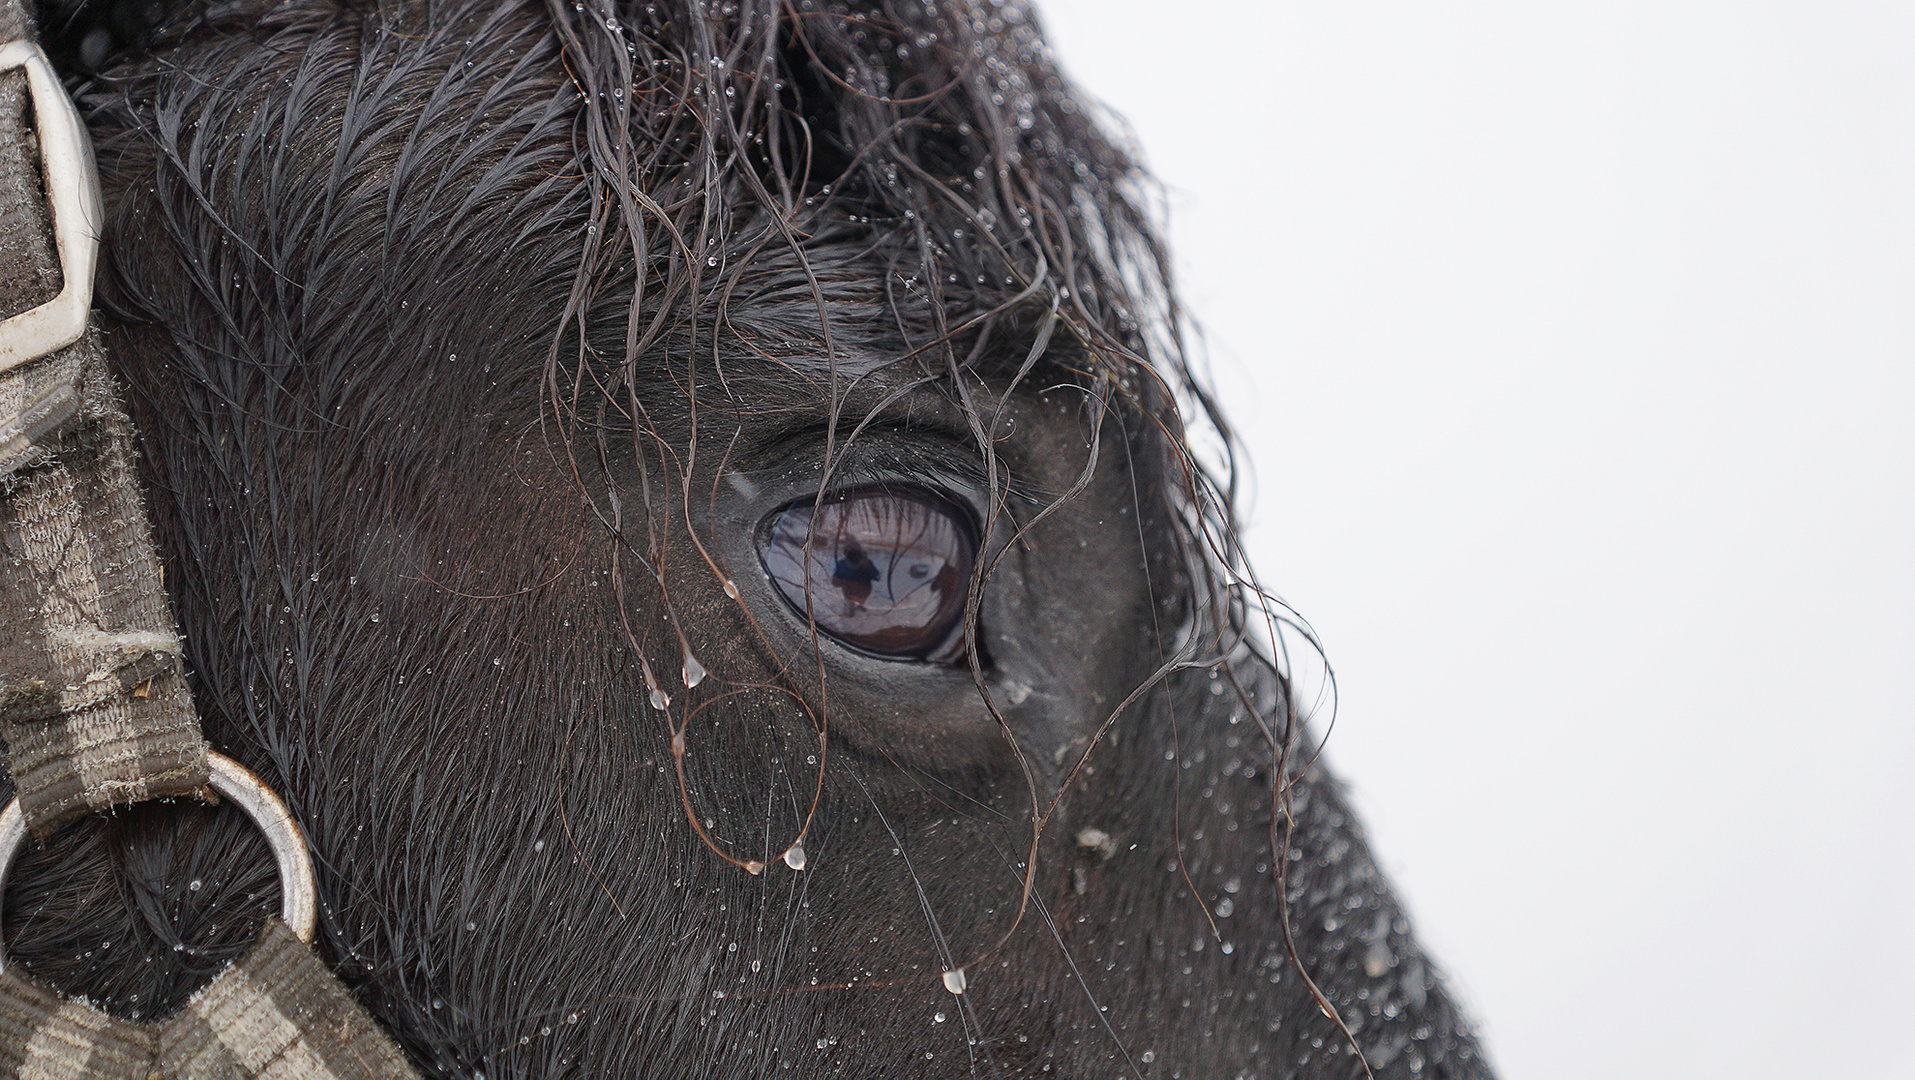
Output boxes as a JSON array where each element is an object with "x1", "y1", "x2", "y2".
[{"x1": 1036, "y1": 2, "x2": 1914, "y2": 1076}]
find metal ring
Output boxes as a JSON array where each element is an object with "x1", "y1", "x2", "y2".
[{"x1": 0, "y1": 752, "x2": 318, "y2": 971}]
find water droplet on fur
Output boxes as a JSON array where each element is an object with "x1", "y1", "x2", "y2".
[
  {"x1": 942, "y1": 968, "x2": 968, "y2": 994},
  {"x1": 1214, "y1": 897, "x2": 1235, "y2": 918},
  {"x1": 1364, "y1": 940, "x2": 1395, "y2": 978},
  {"x1": 933, "y1": 1011, "x2": 946, "y2": 1023},
  {"x1": 188, "y1": 879, "x2": 202, "y2": 892},
  {"x1": 783, "y1": 844, "x2": 807, "y2": 870},
  {"x1": 723, "y1": 579, "x2": 739, "y2": 599},
  {"x1": 682, "y1": 652, "x2": 706, "y2": 688},
  {"x1": 816, "y1": 1035, "x2": 838, "y2": 1049},
  {"x1": 369, "y1": 612, "x2": 380, "y2": 623},
  {"x1": 466, "y1": 921, "x2": 476, "y2": 931},
  {"x1": 745, "y1": 861, "x2": 766, "y2": 875}
]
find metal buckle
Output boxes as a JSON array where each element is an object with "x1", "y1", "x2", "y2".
[
  {"x1": 0, "y1": 38, "x2": 102, "y2": 374},
  {"x1": 0, "y1": 752, "x2": 320, "y2": 967}
]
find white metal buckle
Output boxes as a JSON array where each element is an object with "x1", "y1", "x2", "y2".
[
  {"x1": 0, "y1": 38, "x2": 102, "y2": 374},
  {"x1": 0, "y1": 752, "x2": 320, "y2": 968}
]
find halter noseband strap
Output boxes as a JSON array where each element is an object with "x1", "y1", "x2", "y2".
[{"x1": 0, "y1": 3, "x2": 417, "y2": 1075}]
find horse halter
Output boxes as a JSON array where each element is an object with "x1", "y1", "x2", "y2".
[{"x1": 0, "y1": 5, "x2": 416, "y2": 1076}]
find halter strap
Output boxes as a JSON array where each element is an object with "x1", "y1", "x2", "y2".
[
  {"x1": 0, "y1": 12, "x2": 208, "y2": 837},
  {"x1": 0, "y1": 3, "x2": 417, "y2": 1074}
]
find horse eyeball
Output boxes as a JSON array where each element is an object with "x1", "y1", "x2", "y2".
[{"x1": 760, "y1": 488, "x2": 976, "y2": 660}]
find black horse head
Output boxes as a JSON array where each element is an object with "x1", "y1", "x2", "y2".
[{"x1": 5, "y1": 1, "x2": 1492, "y2": 1075}]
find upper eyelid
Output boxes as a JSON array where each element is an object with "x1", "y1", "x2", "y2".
[{"x1": 734, "y1": 424, "x2": 999, "y2": 503}]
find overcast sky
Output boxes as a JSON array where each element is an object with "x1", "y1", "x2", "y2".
[{"x1": 1034, "y1": 3, "x2": 1915, "y2": 1076}]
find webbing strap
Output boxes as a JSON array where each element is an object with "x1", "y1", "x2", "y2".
[
  {"x1": 0, "y1": 921, "x2": 417, "y2": 1078},
  {"x1": 0, "y1": 38, "x2": 209, "y2": 835},
  {"x1": 0, "y1": 5, "x2": 422, "y2": 1076}
]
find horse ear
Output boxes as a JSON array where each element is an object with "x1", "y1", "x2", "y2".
[{"x1": 33, "y1": 0, "x2": 216, "y2": 73}]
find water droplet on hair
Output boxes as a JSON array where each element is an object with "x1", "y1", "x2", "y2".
[
  {"x1": 722, "y1": 579, "x2": 740, "y2": 599},
  {"x1": 744, "y1": 861, "x2": 766, "y2": 876},
  {"x1": 188, "y1": 879, "x2": 202, "y2": 892},
  {"x1": 642, "y1": 658, "x2": 671, "y2": 709},
  {"x1": 682, "y1": 652, "x2": 706, "y2": 688},
  {"x1": 942, "y1": 968, "x2": 968, "y2": 994},
  {"x1": 783, "y1": 844, "x2": 806, "y2": 870},
  {"x1": 533, "y1": 839, "x2": 545, "y2": 853},
  {"x1": 933, "y1": 1011, "x2": 946, "y2": 1023}
]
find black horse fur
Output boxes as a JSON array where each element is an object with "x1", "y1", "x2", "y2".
[{"x1": 3, "y1": 0, "x2": 1494, "y2": 1076}]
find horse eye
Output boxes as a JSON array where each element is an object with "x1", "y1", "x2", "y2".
[{"x1": 760, "y1": 488, "x2": 976, "y2": 660}]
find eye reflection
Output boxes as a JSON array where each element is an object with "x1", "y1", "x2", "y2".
[{"x1": 760, "y1": 488, "x2": 975, "y2": 659}]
